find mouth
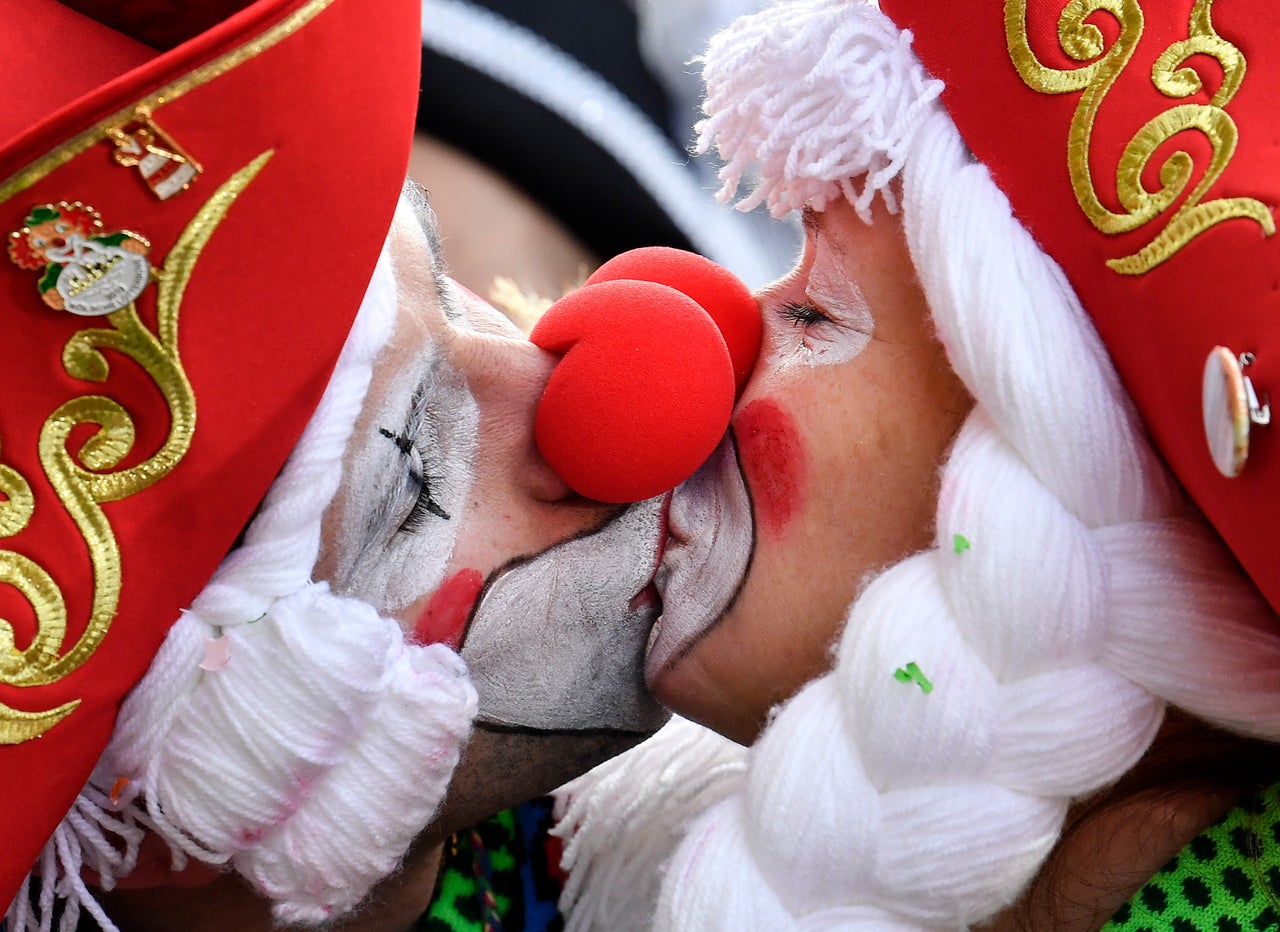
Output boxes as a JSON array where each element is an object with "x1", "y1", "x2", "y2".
[
  {"x1": 630, "y1": 495, "x2": 672, "y2": 614},
  {"x1": 645, "y1": 434, "x2": 753, "y2": 684}
]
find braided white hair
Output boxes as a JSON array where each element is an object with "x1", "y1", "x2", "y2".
[
  {"x1": 557, "y1": 2, "x2": 1280, "y2": 928},
  {"x1": 9, "y1": 228, "x2": 479, "y2": 931}
]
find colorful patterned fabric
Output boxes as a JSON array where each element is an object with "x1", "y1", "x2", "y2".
[
  {"x1": 1104, "y1": 783, "x2": 1280, "y2": 932},
  {"x1": 419, "y1": 797, "x2": 566, "y2": 932}
]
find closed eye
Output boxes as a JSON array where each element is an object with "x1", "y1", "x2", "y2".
[
  {"x1": 378, "y1": 367, "x2": 453, "y2": 535},
  {"x1": 779, "y1": 300, "x2": 831, "y2": 327}
]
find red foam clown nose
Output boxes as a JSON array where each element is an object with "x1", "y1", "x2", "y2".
[{"x1": 530, "y1": 247, "x2": 760, "y2": 503}]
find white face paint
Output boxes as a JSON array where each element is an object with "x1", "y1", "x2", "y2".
[
  {"x1": 763, "y1": 209, "x2": 875, "y2": 368},
  {"x1": 322, "y1": 342, "x2": 479, "y2": 612},
  {"x1": 317, "y1": 187, "x2": 671, "y2": 735},
  {"x1": 462, "y1": 496, "x2": 670, "y2": 733}
]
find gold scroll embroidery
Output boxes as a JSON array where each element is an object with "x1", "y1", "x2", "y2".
[
  {"x1": 0, "y1": 152, "x2": 272, "y2": 744},
  {"x1": 1006, "y1": 0, "x2": 1273, "y2": 274}
]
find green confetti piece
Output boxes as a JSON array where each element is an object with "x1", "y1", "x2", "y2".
[
  {"x1": 953, "y1": 533, "x2": 971, "y2": 554},
  {"x1": 893, "y1": 662, "x2": 933, "y2": 694}
]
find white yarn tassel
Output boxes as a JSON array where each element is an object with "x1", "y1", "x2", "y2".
[
  {"x1": 695, "y1": 0, "x2": 942, "y2": 219},
  {"x1": 5, "y1": 784, "x2": 141, "y2": 932},
  {"x1": 107, "y1": 586, "x2": 476, "y2": 922}
]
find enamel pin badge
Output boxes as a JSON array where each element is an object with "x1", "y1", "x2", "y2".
[
  {"x1": 107, "y1": 110, "x2": 202, "y2": 201},
  {"x1": 7, "y1": 202, "x2": 152, "y2": 316}
]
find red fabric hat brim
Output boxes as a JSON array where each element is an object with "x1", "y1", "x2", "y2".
[
  {"x1": 881, "y1": 0, "x2": 1280, "y2": 613},
  {"x1": 0, "y1": 0, "x2": 419, "y2": 904}
]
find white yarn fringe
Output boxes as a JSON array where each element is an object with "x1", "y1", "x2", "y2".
[
  {"x1": 561, "y1": 2, "x2": 1280, "y2": 929},
  {"x1": 5, "y1": 785, "x2": 143, "y2": 932},
  {"x1": 554, "y1": 717, "x2": 747, "y2": 932},
  {"x1": 695, "y1": 0, "x2": 942, "y2": 219},
  {"x1": 8, "y1": 232, "x2": 479, "y2": 928}
]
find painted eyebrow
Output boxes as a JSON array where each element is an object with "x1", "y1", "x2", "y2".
[
  {"x1": 403, "y1": 179, "x2": 444, "y2": 263},
  {"x1": 401, "y1": 179, "x2": 465, "y2": 320}
]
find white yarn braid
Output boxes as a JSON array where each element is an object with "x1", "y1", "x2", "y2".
[
  {"x1": 560, "y1": 2, "x2": 1280, "y2": 928},
  {"x1": 9, "y1": 235, "x2": 479, "y2": 929}
]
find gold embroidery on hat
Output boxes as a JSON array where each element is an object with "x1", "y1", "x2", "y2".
[
  {"x1": 1006, "y1": 0, "x2": 1274, "y2": 274},
  {"x1": 0, "y1": 152, "x2": 272, "y2": 745}
]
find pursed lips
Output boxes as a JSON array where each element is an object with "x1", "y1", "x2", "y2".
[{"x1": 646, "y1": 433, "x2": 755, "y2": 685}]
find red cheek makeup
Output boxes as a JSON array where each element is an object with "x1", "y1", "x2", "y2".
[
  {"x1": 413, "y1": 567, "x2": 484, "y2": 649},
  {"x1": 734, "y1": 398, "x2": 805, "y2": 540}
]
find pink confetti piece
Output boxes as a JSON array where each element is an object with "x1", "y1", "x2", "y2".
[{"x1": 199, "y1": 634, "x2": 231, "y2": 671}]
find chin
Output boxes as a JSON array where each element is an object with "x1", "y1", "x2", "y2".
[{"x1": 648, "y1": 653, "x2": 763, "y2": 748}]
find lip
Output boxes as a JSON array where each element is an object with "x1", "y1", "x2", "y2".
[
  {"x1": 646, "y1": 434, "x2": 754, "y2": 684},
  {"x1": 630, "y1": 496, "x2": 671, "y2": 613}
]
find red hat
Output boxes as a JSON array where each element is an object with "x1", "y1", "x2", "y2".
[
  {"x1": 0, "y1": 0, "x2": 418, "y2": 909},
  {"x1": 877, "y1": 0, "x2": 1280, "y2": 611}
]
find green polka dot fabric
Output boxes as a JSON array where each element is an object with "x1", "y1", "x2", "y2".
[
  {"x1": 1102, "y1": 783, "x2": 1280, "y2": 932},
  {"x1": 417, "y1": 797, "x2": 566, "y2": 932}
]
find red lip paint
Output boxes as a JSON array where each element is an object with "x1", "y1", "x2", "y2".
[
  {"x1": 735, "y1": 398, "x2": 805, "y2": 540},
  {"x1": 414, "y1": 568, "x2": 483, "y2": 649}
]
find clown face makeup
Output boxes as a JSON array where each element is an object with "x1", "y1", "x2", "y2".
[
  {"x1": 317, "y1": 189, "x2": 667, "y2": 736},
  {"x1": 648, "y1": 195, "x2": 973, "y2": 745}
]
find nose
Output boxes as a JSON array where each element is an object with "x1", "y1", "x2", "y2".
[
  {"x1": 456, "y1": 333, "x2": 578, "y2": 503},
  {"x1": 510, "y1": 346, "x2": 578, "y2": 503},
  {"x1": 529, "y1": 247, "x2": 761, "y2": 504},
  {"x1": 51, "y1": 237, "x2": 65, "y2": 248}
]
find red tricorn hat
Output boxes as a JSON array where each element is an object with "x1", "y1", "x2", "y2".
[
  {"x1": 879, "y1": 0, "x2": 1280, "y2": 614},
  {"x1": 0, "y1": 0, "x2": 419, "y2": 906}
]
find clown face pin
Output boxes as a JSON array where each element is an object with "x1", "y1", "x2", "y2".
[{"x1": 7, "y1": 202, "x2": 152, "y2": 316}]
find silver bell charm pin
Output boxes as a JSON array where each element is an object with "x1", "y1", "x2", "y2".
[{"x1": 1203, "y1": 346, "x2": 1271, "y2": 478}]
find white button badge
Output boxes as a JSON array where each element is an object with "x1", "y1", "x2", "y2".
[{"x1": 1203, "y1": 346, "x2": 1270, "y2": 478}]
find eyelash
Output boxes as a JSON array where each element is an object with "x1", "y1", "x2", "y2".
[
  {"x1": 379, "y1": 427, "x2": 451, "y2": 532},
  {"x1": 403, "y1": 469, "x2": 451, "y2": 531},
  {"x1": 779, "y1": 300, "x2": 831, "y2": 327}
]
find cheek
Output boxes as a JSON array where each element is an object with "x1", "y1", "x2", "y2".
[{"x1": 735, "y1": 398, "x2": 806, "y2": 540}]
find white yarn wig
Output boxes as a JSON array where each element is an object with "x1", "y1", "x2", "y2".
[
  {"x1": 8, "y1": 222, "x2": 479, "y2": 932},
  {"x1": 555, "y1": 1, "x2": 1280, "y2": 929}
]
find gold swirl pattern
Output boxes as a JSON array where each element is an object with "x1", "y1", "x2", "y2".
[
  {"x1": 1006, "y1": 0, "x2": 1273, "y2": 274},
  {"x1": 0, "y1": 152, "x2": 272, "y2": 744}
]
